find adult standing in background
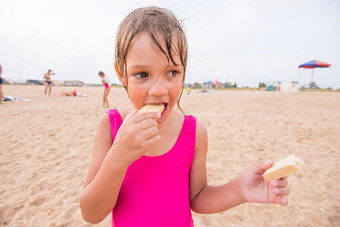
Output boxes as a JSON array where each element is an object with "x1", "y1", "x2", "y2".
[{"x1": 44, "y1": 69, "x2": 55, "y2": 96}]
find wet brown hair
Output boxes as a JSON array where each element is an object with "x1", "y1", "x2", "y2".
[
  {"x1": 114, "y1": 6, "x2": 188, "y2": 111},
  {"x1": 98, "y1": 71, "x2": 105, "y2": 76}
]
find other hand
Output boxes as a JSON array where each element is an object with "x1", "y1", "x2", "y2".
[{"x1": 239, "y1": 161, "x2": 289, "y2": 206}]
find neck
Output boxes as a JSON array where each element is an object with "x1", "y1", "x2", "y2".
[{"x1": 158, "y1": 109, "x2": 183, "y2": 132}]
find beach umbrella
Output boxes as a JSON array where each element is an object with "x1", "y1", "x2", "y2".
[{"x1": 298, "y1": 60, "x2": 331, "y2": 88}]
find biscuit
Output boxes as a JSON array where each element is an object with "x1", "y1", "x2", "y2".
[{"x1": 263, "y1": 155, "x2": 304, "y2": 182}]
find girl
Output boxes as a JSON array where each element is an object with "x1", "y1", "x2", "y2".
[
  {"x1": 80, "y1": 7, "x2": 289, "y2": 226},
  {"x1": 98, "y1": 71, "x2": 111, "y2": 108}
]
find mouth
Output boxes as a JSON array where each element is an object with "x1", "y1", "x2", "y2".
[{"x1": 161, "y1": 103, "x2": 168, "y2": 117}]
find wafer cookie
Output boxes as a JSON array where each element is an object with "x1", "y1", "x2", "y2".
[
  {"x1": 139, "y1": 104, "x2": 165, "y2": 113},
  {"x1": 263, "y1": 155, "x2": 304, "y2": 182}
]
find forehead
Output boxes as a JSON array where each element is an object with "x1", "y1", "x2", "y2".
[{"x1": 126, "y1": 31, "x2": 181, "y2": 67}]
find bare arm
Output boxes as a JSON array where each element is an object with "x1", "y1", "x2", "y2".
[
  {"x1": 79, "y1": 111, "x2": 161, "y2": 223},
  {"x1": 189, "y1": 121, "x2": 246, "y2": 213},
  {"x1": 79, "y1": 114, "x2": 128, "y2": 223},
  {"x1": 190, "y1": 121, "x2": 289, "y2": 214}
]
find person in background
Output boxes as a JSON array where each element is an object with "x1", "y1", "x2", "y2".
[
  {"x1": 98, "y1": 71, "x2": 111, "y2": 108},
  {"x1": 59, "y1": 89, "x2": 77, "y2": 97},
  {"x1": 44, "y1": 69, "x2": 55, "y2": 96}
]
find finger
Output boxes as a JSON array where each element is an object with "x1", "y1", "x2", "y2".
[
  {"x1": 275, "y1": 196, "x2": 288, "y2": 206},
  {"x1": 272, "y1": 187, "x2": 290, "y2": 196},
  {"x1": 142, "y1": 125, "x2": 160, "y2": 141},
  {"x1": 138, "y1": 118, "x2": 158, "y2": 130},
  {"x1": 253, "y1": 161, "x2": 274, "y2": 175},
  {"x1": 134, "y1": 112, "x2": 161, "y2": 123},
  {"x1": 140, "y1": 134, "x2": 161, "y2": 152},
  {"x1": 270, "y1": 178, "x2": 288, "y2": 188}
]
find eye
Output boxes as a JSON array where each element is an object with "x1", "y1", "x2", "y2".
[
  {"x1": 134, "y1": 72, "x2": 148, "y2": 79},
  {"x1": 167, "y1": 70, "x2": 179, "y2": 78}
]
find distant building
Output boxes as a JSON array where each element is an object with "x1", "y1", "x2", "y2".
[
  {"x1": 266, "y1": 81, "x2": 299, "y2": 92},
  {"x1": 52, "y1": 80, "x2": 63, "y2": 86},
  {"x1": 63, "y1": 80, "x2": 84, "y2": 87},
  {"x1": 203, "y1": 81, "x2": 213, "y2": 88},
  {"x1": 25, "y1": 79, "x2": 44, "y2": 85},
  {"x1": 280, "y1": 81, "x2": 299, "y2": 92}
]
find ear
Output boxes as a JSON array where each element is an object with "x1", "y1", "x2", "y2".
[{"x1": 114, "y1": 63, "x2": 126, "y2": 87}]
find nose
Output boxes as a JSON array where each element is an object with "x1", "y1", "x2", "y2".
[{"x1": 148, "y1": 75, "x2": 168, "y2": 96}]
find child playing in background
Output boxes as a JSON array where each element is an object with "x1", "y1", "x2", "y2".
[
  {"x1": 98, "y1": 71, "x2": 111, "y2": 108},
  {"x1": 80, "y1": 7, "x2": 289, "y2": 226}
]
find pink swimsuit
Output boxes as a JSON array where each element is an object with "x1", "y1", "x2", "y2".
[{"x1": 106, "y1": 109, "x2": 196, "y2": 227}]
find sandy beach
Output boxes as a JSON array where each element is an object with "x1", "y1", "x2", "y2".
[{"x1": 1, "y1": 85, "x2": 339, "y2": 226}]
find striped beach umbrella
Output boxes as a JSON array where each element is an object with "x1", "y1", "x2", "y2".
[{"x1": 298, "y1": 60, "x2": 331, "y2": 88}]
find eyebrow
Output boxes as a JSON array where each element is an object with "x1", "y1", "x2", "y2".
[
  {"x1": 128, "y1": 64, "x2": 181, "y2": 69},
  {"x1": 128, "y1": 65, "x2": 147, "y2": 69}
]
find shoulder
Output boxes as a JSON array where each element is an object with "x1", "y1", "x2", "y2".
[
  {"x1": 91, "y1": 113, "x2": 113, "y2": 150},
  {"x1": 184, "y1": 115, "x2": 206, "y2": 138},
  {"x1": 96, "y1": 113, "x2": 111, "y2": 132},
  {"x1": 195, "y1": 119, "x2": 207, "y2": 141},
  {"x1": 95, "y1": 109, "x2": 124, "y2": 144},
  {"x1": 103, "y1": 109, "x2": 125, "y2": 124},
  {"x1": 195, "y1": 119, "x2": 208, "y2": 154}
]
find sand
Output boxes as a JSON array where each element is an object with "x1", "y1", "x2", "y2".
[{"x1": 1, "y1": 85, "x2": 339, "y2": 226}]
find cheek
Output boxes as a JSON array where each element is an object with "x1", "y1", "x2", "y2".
[
  {"x1": 127, "y1": 84, "x2": 145, "y2": 108},
  {"x1": 170, "y1": 79, "x2": 183, "y2": 102}
]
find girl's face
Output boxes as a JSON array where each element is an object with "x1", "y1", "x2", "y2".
[{"x1": 123, "y1": 32, "x2": 183, "y2": 122}]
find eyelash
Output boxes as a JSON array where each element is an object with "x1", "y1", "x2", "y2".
[
  {"x1": 167, "y1": 70, "x2": 179, "y2": 78},
  {"x1": 133, "y1": 70, "x2": 180, "y2": 79},
  {"x1": 134, "y1": 72, "x2": 148, "y2": 79}
]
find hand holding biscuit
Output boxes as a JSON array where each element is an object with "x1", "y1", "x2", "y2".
[
  {"x1": 111, "y1": 108, "x2": 161, "y2": 167},
  {"x1": 238, "y1": 161, "x2": 289, "y2": 206}
]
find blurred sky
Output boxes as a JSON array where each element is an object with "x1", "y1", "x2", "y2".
[{"x1": 1, "y1": 0, "x2": 339, "y2": 88}]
